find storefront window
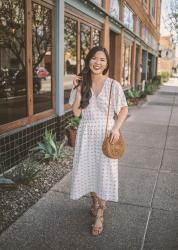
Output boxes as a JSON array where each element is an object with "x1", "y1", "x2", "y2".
[
  {"x1": 123, "y1": 43, "x2": 131, "y2": 87},
  {"x1": 64, "y1": 16, "x2": 77, "y2": 104},
  {"x1": 32, "y1": 3, "x2": 52, "y2": 114},
  {"x1": 64, "y1": 15, "x2": 101, "y2": 106},
  {"x1": 135, "y1": 17, "x2": 142, "y2": 37},
  {"x1": 150, "y1": 0, "x2": 155, "y2": 17},
  {"x1": 124, "y1": 5, "x2": 134, "y2": 31},
  {"x1": 0, "y1": 0, "x2": 55, "y2": 132},
  {"x1": 93, "y1": 29, "x2": 100, "y2": 47},
  {"x1": 90, "y1": 0, "x2": 103, "y2": 7},
  {"x1": 0, "y1": 0, "x2": 27, "y2": 125},
  {"x1": 80, "y1": 23, "x2": 91, "y2": 70},
  {"x1": 110, "y1": 0, "x2": 120, "y2": 20}
]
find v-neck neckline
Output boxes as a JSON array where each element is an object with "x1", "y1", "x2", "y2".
[{"x1": 91, "y1": 77, "x2": 108, "y2": 98}]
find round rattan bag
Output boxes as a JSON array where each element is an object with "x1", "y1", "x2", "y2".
[{"x1": 102, "y1": 132, "x2": 125, "y2": 159}]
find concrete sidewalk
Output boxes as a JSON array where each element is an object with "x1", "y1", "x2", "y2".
[{"x1": 1, "y1": 77, "x2": 178, "y2": 250}]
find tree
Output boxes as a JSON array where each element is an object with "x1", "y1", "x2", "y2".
[
  {"x1": 167, "y1": 0, "x2": 178, "y2": 42},
  {"x1": 0, "y1": 0, "x2": 52, "y2": 73}
]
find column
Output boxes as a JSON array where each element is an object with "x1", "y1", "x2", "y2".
[
  {"x1": 117, "y1": 31, "x2": 124, "y2": 83},
  {"x1": 130, "y1": 41, "x2": 136, "y2": 88},
  {"x1": 55, "y1": 0, "x2": 64, "y2": 116}
]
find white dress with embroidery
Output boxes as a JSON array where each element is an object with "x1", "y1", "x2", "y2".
[{"x1": 69, "y1": 77, "x2": 128, "y2": 202}]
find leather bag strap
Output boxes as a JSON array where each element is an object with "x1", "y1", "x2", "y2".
[{"x1": 104, "y1": 80, "x2": 113, "y2": 138}]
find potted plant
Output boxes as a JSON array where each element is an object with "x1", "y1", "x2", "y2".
[
  {"x1": 126, "y1": 89, "x2": 146, "y2": 105},
  {"x1": 65, "y1": 116, "x2": 81, "y2": 147}
]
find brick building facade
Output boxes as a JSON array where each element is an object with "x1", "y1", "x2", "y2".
[
  {"x1": 158, "y1": 36, "x2": 176, "y2": 74},
  {"x1": 0, "y1": 0, "x2": 162, "y2": 172}
]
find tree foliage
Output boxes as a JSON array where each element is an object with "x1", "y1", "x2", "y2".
[
  {"x1": 167, "y1": 0, "x2": 178, "y2": 42},
  {"x1": 0, "y1": 0, "x2": 51, "y2": 72}
]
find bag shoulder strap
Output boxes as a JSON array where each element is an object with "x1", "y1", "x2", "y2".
[{"x1": 104, "y1": 80, "x2": 113, "y2": 137}]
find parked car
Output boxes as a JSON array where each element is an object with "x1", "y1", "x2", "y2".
[
  {"x1": 36, "y1": 67, "x2": 49, "y2": 79},
  {"x1": 0, "y1": 68, "x2": 16, "y2": 98},
  {"x1": 12, "y1": 70, "x2": 41, "y2": 95}
]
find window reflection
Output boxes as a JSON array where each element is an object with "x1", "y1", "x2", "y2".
[
  {"x1": 80, "y1": 23, "x2": 91, "y2": 70},
  {"x1": 64, "y1": 16, "x2": 77, "y2": 104},
  {"x1": 135, "y1": 17, "x2": 142, "y2": 37},
  {"x1": 32, "y1": 3, "x2": 52, "y2": 114},
  {"x1": 110, "y1": 0, "x2": 120, "y2": 20},
  {"x1": 122, "y1": 43, "x2": 131, "y2": 87},
  {"x1": 150, "y1": 0, "x2": 155, "y2": 17},
  {"x1": 0, "y1": 0, "x2": 27, "y2": 125},
  {"x1": 93, "y1": 29, "x2": 100, "y2": 47},
  {"x1": 90, "y1": 0, "x2": 103, "y2": 7},
  {"x1": 64, "y1": 17, "x2": 100, "y2": 107},
  {"x1": 124, "y1": 6, "x2": 134, "y2": 31}
]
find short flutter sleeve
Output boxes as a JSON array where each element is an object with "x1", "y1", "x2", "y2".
[
  {"x1": 69, "y1": 87, "x2": 77, "y2": 106},
  {"x1": 113, "y1": 80, "x2": 128, "y2": 114}
]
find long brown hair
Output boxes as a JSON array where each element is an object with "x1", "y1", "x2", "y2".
[{"x1": 76, "y1": 46, "x2": 110, "y2": 109}]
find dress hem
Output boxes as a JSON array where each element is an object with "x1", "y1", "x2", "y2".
[{"x1": 70, "y1": 192, "x2": 119, "y2": 203}]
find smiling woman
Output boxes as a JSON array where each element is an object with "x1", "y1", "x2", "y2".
[{"x1": 68, "y1": 46, "x2": 128, "y2": 236}]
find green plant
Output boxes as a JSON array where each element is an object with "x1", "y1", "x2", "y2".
[
  {"x1": 144, "y1": 82, "x2": 158, "y2": 95},
  {"x1": 160, "y1": 71, "x2": 170, "y2": 82},
  {"x1": 65, "y1": 116, "x2": 81, "y2": 130},
  {"x1": 127, "y1": 89, "x2": 143, "y2": 99},
  {"x1": 32, "y1": 129, "x2": 67, "y2": 160},
  {"x1": 4, "y1": 153, "x2": 41, "y2": 185},
  {"x1": 152, "y1": 75, "x2": 162, "y2": 85}
]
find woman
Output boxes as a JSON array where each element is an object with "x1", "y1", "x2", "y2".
[{"x1": 69, "y1": 46, "x2": 128, "y2": 236}]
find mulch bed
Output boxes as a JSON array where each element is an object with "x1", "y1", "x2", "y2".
[{"x1": 0, "y1": 145, "x2": 74, "y2": 234}]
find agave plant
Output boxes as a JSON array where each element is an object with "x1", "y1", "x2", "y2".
[
  {"x1": 127, "y1": 89, "x2": 142, "y2": 99},
  {"x1": 33, "y1": 129, "x2": 67, "y2": 161},
  {"x1": 6, "y1": 153, "x2": 41, "y2": 185}
]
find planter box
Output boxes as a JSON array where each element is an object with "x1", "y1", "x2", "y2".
[{"x1": 66, "y1": 129, "x2": 77, "y2": 147}]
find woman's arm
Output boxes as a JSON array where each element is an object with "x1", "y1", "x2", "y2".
[
  {"x1": 113, "y1": 106, "x2": 128, "y2": 130},
  {"x1": 110, "y1": 106, "x2": 128, "y2": 144},
  {"x1": 71, "y1": 88, "x2": 82, "y2": 117}
]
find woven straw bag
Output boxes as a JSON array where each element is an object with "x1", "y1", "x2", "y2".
[{"x1": 102, "y1": 81, "x2": 125, "y2": 159}]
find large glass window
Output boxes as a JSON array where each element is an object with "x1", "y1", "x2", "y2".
[
  {"x1": 124, "y1": 5, "x2": 134, "y2": 31},
  {"x1": 64, "y1": 15, "x2": 101, "y2": 106},
  {"x1": 93, "y1": 29, "x2": 100, "y2": 47},
  {"x1": 32, "y1": 3, "x2": 52, "y2": 114},
  {"x1": 135, "y1": 17, "x2": 142, "y2": 37},
  {"x1": 90, "y1": 0, "x2": 103, "y2": 7},
  {"x1": 0, "y1": 0, "x2": 27, "y2": 125},
  {"x1": 122, "y1": 42, "x2": 132, "y2": 87},
  {"x1": 80, "y1": 23, "x2": 91, "y2": 71},
  {"x1": 150, "y1": 0, "x2": 155, "y2": 18},
  {"x1": 110, "y1": 0, "x2": 120, "y2": 21},
  {"x1": 0, "y1": 0, "x2": 55, "y2": 132}
]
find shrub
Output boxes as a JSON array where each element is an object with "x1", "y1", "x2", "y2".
[
  {"x1": 144, "y1": 81, "x2": 159, "y2": 95},
  {"x1": 159, "y1": 71, "x2": 170, "y2": 82}
]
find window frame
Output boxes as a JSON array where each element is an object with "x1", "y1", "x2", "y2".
[{"x1": 0, "y1": 0, "x2": 56, "y2": 134}]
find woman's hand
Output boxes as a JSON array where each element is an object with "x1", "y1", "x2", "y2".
[
  {"x1": 73, "y1": 75, "x2": 82, "y2": 91},
  {"x1": 108, "y1": 128, "x2": 120, "y2": 144}
]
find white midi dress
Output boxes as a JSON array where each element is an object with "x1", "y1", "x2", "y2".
[{"x1": 69, "y1": 77, "x2": 128, "y2": 202}]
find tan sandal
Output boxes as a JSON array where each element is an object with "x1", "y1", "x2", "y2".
[
  {"x1": 90, "y1": 193, "x2": 99, "y2": 217},
  {"x1": 90, "y1": 203, "x2": 99, "y2": 217},
  {"x1": 91, "y1": 208, "x2": 104, "y2": 236}
]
